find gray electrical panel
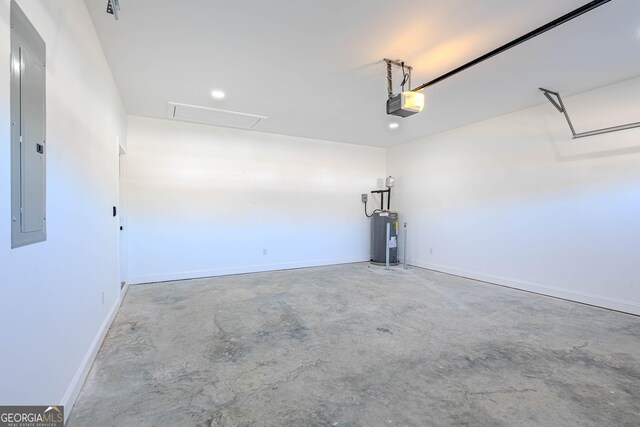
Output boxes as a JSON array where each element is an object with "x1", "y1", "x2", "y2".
[
  {"x1": 371, "y1": 211, "x2": 399, "y2": 265},
  {"x1": 11, "y1": 0, "x2": 46, "y2": 248}
]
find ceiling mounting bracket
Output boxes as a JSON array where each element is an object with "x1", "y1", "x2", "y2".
[
  {"x1": 107, "y1": 0, "x2": 121, "y2": 20},
  {"x1": 540, "y1": 88, "x2": 640, "y2": 139},
  {"x1": 384, "y1": 59, "x2": 413, "y2": 99}
]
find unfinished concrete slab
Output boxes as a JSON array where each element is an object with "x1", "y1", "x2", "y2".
[{"x1": 67, "y1": 263, "x2": 640, "y2": 426}]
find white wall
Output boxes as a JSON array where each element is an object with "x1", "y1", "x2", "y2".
[
  {"x1": 0, "y1": 0, "x2": 126, "y2": 417},
  {"x1": 126, "y1": 116, "x2": 386, "y2": 284},
  {"x1": 388, "y1": 76, "x2": 640, "y2": 315}
]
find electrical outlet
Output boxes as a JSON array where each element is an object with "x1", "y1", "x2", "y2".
[
  {"x1": 429, "y1": 248, "x2": 433, "y2": 255},
  {"x1": 263, "y1": 249, "x2": 267, "y2": 255},
  {"x1": 101, "y1": 291, "x2": 105, "y2": 305},
  {"x1": 361, "y1": 194, "x2": 368, "y2": 203}
]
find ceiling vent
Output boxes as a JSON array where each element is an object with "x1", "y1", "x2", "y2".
[{"x1": 167, "y1": 102, "x2": 267, "y2": 130}]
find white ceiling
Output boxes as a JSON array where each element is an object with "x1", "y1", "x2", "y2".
[{"x1": 84, "y1": 0, "x2": 640, "y2": 147}]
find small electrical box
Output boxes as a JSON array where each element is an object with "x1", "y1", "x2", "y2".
[{"x1": 361, "y1": 194, "x2": 368, "y2": 203}]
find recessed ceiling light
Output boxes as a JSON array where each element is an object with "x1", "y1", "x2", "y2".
[
  {"x1": 211, "y1": 90, "x2": 225, "y2": 100},
  {"x1": 388, "y1": 122, "x2": 399, "y2": 130}
]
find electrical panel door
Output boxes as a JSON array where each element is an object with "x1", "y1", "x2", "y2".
[
  {"x1": 11, "y1": 0, "x2": 47, "y2": 248},
  {"x1": 20, "y1": 47, "x2": 46, "y2": 233}
]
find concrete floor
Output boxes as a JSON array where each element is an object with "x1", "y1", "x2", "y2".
[{"x1": 67, "y1": 263, "x2": 640, "y2": 426}]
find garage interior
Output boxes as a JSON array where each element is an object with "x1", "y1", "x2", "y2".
[{"x1": 1, "y1": 0, "x2": 639, "y2": 426}]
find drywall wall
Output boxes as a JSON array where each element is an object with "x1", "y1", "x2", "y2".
[
  {"x1": 0, "y1": 0, "x2": 126, "y2": 418},
  {"x1": 126, "y1": 116, "x2": 386, "y2": 284},
  {"x1": 388, "y1": 76, "x2": 640, "y2": 315}
]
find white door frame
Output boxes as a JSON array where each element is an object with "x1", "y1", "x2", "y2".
[{"x1": 118, "y1": 144, "x2": 127, "y2": 288}]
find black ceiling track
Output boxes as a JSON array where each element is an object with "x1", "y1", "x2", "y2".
[{"x1": 411, "y1": 0, "x2": 612, "y2": 92}]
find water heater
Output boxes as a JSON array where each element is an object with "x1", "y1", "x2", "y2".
[{"x1": 371, "y1": 211, "x2": 399, "y2": 265}]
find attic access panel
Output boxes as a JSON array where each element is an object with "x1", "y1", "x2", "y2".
[
  {"x1": 11, "y1": 0, "x2": 47, "y2": 248},
  {"x1": 168, "y1": 102, "x2": 267, "y2": 130}
]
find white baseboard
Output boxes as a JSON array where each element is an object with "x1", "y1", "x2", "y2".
[
  {"x1": 412, "y1": 259, "x2": 640, "y2": 316},
  {"x1": 121, "y1": 281, "x2": 129, "y2": 300},
  {"x1": 128, "y1": 256, "x2": 369, "y2": 285},
  {"x1": 61, "y1": 285, "x2": 128, "y2": 423}
]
